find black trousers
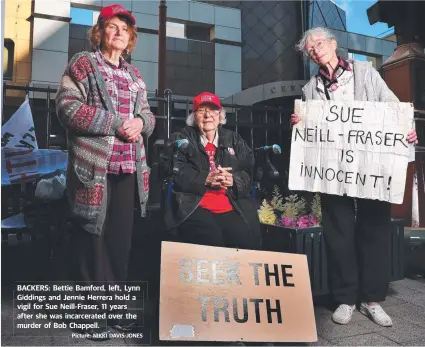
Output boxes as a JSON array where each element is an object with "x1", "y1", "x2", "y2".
[
  {"x1": 178, "y1": 207, "x2": 261, "y2": 250},
  {"x1": 321, "y1": 194, "x2": 391, "y2": 305},
  {"x1": 70, "y1": 173, "x2": 136, "y2": 311}
]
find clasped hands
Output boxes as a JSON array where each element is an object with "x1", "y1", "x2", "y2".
[
  {"x1": 290, "y1": 114, "x2": 418, "y2": 144},
  {"x1": 206, "y1": 166, "x2": 233, "y2": 189},
  {"x1": 117, "y1": 118, "x2": 143, "y2": 143}
]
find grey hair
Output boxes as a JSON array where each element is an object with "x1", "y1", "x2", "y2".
[
  {"x1": 186, "y1": 108, "x2": 227, "y2": 126},
  {"x1": 295, "y1": 27, "x2": 337, "y2": 56}
]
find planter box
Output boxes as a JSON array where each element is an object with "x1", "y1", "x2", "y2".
[
  {"x1": 261, "y1": 224, "x2": 329, "y2": 296},
  {"x1": 404, "y1": 228, "x2": 425, "y2": 277},
  {"x1": 389, "y1": 219, "x2": 405, "y2": 282},
  {"x1": 261, "y1": 219, "x2": 405, "y2": 296}
]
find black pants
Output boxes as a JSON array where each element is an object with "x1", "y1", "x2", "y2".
[
  {"x1": 321, "y1": 194, "x2": 391, "y2": 305},
  {"x1": 70, "y1": 173, "x2": 136, "y2": 311},
  {"x1": 178, "y1": 207, "x2": 261, "y2": 250}
]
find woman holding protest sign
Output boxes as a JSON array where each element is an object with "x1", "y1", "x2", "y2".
[
  {"x1": 291, "y1": 27, "x2": 417, "y2": 327},
  {"x1": 56, "y1": 4, "x2": 155, "y2": 340}
]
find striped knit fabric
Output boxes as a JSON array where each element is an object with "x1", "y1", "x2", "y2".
[{"x1": 56, "y1": 51, "x2": 156, "y2": 235}]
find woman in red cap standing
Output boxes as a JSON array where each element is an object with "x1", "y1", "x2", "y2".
[
  {"x1": 162, "y1": 92, "x2": 262, "y2": 250},
  {"x1": 56, "y1": 4, "x2": 155, "y2": 340}
]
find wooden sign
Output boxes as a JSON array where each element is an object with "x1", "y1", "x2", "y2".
[{"x1": 159, "y1": 241, "x2": 317, "y2": 343}]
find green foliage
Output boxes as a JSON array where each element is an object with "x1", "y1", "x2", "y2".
[
  {"x1": 270, "y1": 185, "x2": 284, "y2": 212},
  {"x1": 258, "y1": 190, "x2": 322, "y2": 228},
  {"x1": 258, "y1": 200, "x2": 277, "y2": 225},
  {"x1": 282, "y1": 194, "x2": 306, "y2": 219},
  {"x1": 311, "y1": 193, "x2": 322, "y2": 221}
]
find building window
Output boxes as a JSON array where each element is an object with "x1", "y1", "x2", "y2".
[
  {"x1": 167, "y1": 21, "x2": 186, "y2": 39},
  {"x1": 70, "y1": 7, "x2": 96, "y2": 26},
  {"x1": 166, "y1": 21, "x2": 211, "y2": 42},
  {"x1": 186, "y1": 23, "x2": 210, "y2": 42},
  {"x1": 3, "y1": 39, "x2": 15, "y2": 80}
]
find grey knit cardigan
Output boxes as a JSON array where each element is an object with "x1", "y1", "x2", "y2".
[
  {"x1": 56, "y1": 52, "x2": 156, "y2": 235},
  {"x1": 302, "y1": 60, "x2": 399, "y2": 103}
]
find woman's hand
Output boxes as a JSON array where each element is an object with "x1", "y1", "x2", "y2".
[
  {"x1": 291, "y1": 113, "x2": 301, "y2": 126},
  {"x1": 216, "y1": 173, "x2": 233, "y2": 188},
  {"x1": 407, "y1": 129, "x2": 418, "y2": 144},
  {"x1": 216, "y1": 166, "x2": 233, "y2": 188},
  {"x1": 124, "y1": 118, "x2": 143, "y2": 138},
  {"x1": 205, "y1": 171, "x2": 220, "y2": 188},
  {"x1": 127, "y1": 134, "x2": 141, "y2": 143},
  {"x1": 118, "y1": 118, "x2": 143, "y2": 142},
  {"x1": 205, "y1": 167, "x2": 233, "y2": 188}
]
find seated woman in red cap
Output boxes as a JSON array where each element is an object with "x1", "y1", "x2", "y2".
[
  {"x1": 56, "y1": 4, "x2": 155, "y2": 340},
  {"x1": 162, "y1": 92, "x2": 261, "y2": 250}
]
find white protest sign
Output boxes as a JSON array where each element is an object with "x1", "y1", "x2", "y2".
[
  {"x1": 1, "y1": 99, "x2": 38, "y2": 150},
  {"x1": 289, "y1": 100, "x2": 414, "y2": 204}
]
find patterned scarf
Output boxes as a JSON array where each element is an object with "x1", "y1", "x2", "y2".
[{"x1": 318, "y1": 57, "x2": 352, "y2": 91}]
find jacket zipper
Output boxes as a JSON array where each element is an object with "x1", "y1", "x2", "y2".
[
  {"x1": 179, "y1": 196, "x2": 202, "y2": 225},
  {"x1": 218, "y1": 145, "x2": 251, "y2": 226},
  {"x1": 178, "y1": 129, "x2": 208, "y2": 225},
  {"x1": 227, "y1": 189, "x2": 250, "y2": 226}
]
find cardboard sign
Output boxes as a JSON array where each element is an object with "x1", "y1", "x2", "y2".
[
  {"x1": 289, "y1": 99, "x2": 414, "y2": 204},
  {"x1": 159, "y1": 241, "x2": 317, "y2": 343}
]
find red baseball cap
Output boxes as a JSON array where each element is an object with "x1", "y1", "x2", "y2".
[
  {"x1": 98, "y1": 4, "x2": 136, "y2": 26},
  {"x1": 193, "y1": 92, "x2": 222, "y2": 111}
]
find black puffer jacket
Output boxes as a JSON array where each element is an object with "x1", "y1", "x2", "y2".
[{"x1": 161, "y1": 126, "x2": 261, "y2": 234}]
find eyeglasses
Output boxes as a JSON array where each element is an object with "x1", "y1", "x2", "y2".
[
  {"x1": 196, "y1": 109, "x2": 220, "y2": 116},
  {"x1": 307, "y1": 39, "x2": 329, "y2": 56}
]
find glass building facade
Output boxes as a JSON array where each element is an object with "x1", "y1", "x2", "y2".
[
  {"x1": 237, "y1": 1, "x2": 304, "y2": 90},
  {"x1": 308, "y1": 0, "x2": 346, "y2": 31},
  {"x1": 68, "y1": 1, "x2": 347, "y2": 95},
  {"x1": 306, "y1": 0, "x2": 347, "y2": 77},
  {"x1": 207, "y1": 1, "x2": 304, "y2": 90},
  {"x1": 207, "y1": 0, "x2": 348, "y2": 87}
]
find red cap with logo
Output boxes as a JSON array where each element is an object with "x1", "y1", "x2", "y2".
[
  {"x1": 98, "y1": 4, "x2": 136, "y2": 26},
  {"x1": 192, "y1": 92, "x2": 222, "y2": 111}
]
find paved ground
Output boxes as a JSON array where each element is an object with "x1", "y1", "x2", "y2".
[
  {"x1": 310, "y1": 277, "x2": 425, "y2": 346},
  {"x1": 2, "y1": 276, "x2": 425, "y2": 346},
  {"x1": 2, "y1": 216, "x2": 425, "y2": 346}
]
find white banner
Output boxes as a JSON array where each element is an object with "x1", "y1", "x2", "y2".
[
  {"x1": 288, "y1": 100, "x2": 414, "y2": 204},
  {"x1": 1, "y1": 99, "x2": 38, "y2": 150}
]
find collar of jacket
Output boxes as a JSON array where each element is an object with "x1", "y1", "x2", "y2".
[
  {"x1": 95, "y1": 48, "x2": 130, "y2": 71},
  {"x1": 200, "y1": 130, "x2": 218, "y2": 147},
  {"x1": 183, "y1": 126, "x2": 233, "y2": 150},
  {"x1": 303, "y1": 59, "x2": 370, "y2": 101},
  {"x1": 318, "y1": 56, "x2": 351, "y2": 86}
]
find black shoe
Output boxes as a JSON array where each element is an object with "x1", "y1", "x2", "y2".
[{"x1": 110, "y1": 319, "x2": 137, "y2": 332}]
